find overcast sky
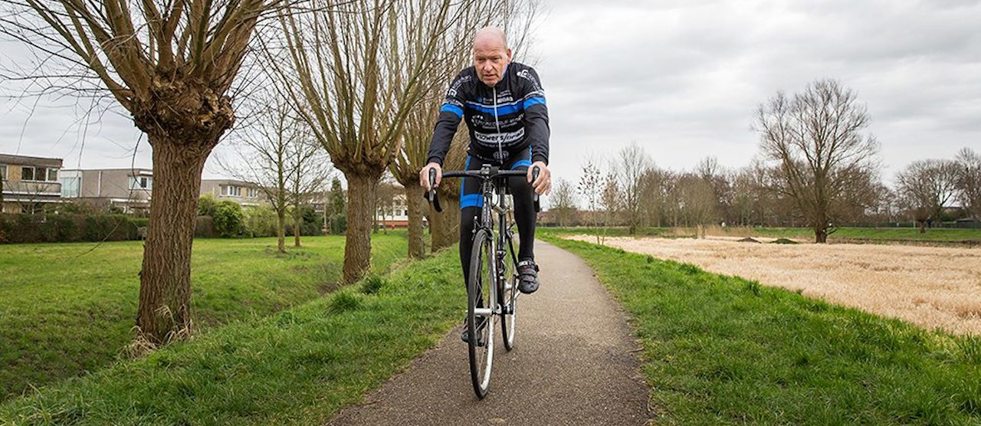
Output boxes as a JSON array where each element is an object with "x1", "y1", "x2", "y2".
[{"x1": 2, "y1": 0, "x2": 979, "y2": 188}]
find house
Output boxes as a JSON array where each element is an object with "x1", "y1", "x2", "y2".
[
  {"x1": 200, "y1": 179, "x2": 265, "y2": 207},
  {"x1": 59, "y1": 168, "x2": 154, "y2": 214},
  {"x1": 0, "y1": 153, "x2": 64, "y2": 214},
  {"x1": 376, "y1": 189, "x2": 409, "y2": 228}
]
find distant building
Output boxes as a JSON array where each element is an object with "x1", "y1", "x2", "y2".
[
  {"x1": 0, "y1": 153, "x2": 64, "y2": 213},
  {"x1": 376, "y1": 190, "x2": 409, "y2": 228},
  {"x1": 59, "y1": 168, "x2": 154, "y2": 214},
  {"x1": 200, "y1": 179, "x2": 265, "y2": 207}
]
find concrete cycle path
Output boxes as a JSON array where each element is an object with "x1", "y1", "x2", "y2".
[{"x1": 328, "y1": 241, "x2": 652, "y2": 425}]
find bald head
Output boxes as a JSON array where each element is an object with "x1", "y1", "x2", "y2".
[
  {"x1": 474, "y1": 26, "x2": 508, "y2": 51},
  {"x1": 472, "y1": 26, "x2": 512, "y2": 87}
]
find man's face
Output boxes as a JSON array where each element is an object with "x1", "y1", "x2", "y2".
[{"x1": 473, "y1": 42, "x2": 512, "y2": 87}]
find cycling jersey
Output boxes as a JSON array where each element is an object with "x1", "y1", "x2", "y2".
[{"x1": 427, "y1": 62, "x2": 550, "y2": 166}]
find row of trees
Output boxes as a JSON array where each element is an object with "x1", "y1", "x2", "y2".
[
  {"x1": 551, "y1": 80, "x2": 980, "y2": 241},
  {"x1": 1, "y1": 0, "x2": 537, "y2": 346}
]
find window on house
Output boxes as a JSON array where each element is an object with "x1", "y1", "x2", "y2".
[
  {"x1": 0, "y1": 164, "x2": 6, "y2": 181},
  {"x1": 62, "y1": 177, "x2": 80, "y2": 197},
  {"x1": 22, "y1": 166, "x2": 34, "y2": 181},
  {"x1": 47, "y1": 168, "x2": 58, "y2": 181},
  {"x1": 129, "y1": 176, "x2": 152, "y2": 190}
]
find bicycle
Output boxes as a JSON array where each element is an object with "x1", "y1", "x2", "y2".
[{"x1": 426, "y1": 164, "x2": 541, "y2": 399}]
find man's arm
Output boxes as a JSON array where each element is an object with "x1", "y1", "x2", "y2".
[
  {"x1": 426, "y1": 72, "x2": 470, "y2": 167},
  {"x1": 519, "y1": 67, "x2": 550, "y2": 165},
  {"x1": 519, "y1": 67, "x2": 551, "y2": 194}
]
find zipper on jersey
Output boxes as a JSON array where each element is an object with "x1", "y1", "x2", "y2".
[{"x1": 493, "y1": 86, "x2": 503, "y2": 163}]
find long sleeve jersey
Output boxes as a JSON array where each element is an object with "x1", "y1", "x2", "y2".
[{"x1": 427, "y1": 62, "x2": 550, "y2": 166}]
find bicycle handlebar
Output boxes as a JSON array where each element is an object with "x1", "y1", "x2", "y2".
[{"x1": 425, "y1": 166, "x2": 542, "y2": 213}]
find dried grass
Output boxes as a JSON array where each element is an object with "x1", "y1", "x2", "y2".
[{"x1": 568, "y1": 235, "x2": 981, "y2": 335}]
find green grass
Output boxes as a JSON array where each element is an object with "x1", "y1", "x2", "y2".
[
  {"x1": 0, "y1": 247, "x2": 464, "y2": 425},
  {"x1": 544, "y1": 236, "x2": 981, "y2": 425},
  {"x1": 0, "y1": 234, "x2": 406, "y2": 401},
  {"x1": 545, "y1": 226, "x2": 981, "y2": 243}
]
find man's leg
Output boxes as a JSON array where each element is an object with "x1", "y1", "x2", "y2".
[
  {"x1": 506, "y1": 150, "x2": 540, "y2": 294},
  {"x1": 508, "y1": 174, "x2": 536, "y2": 262},
  {"x1": 458, "y1": 155, "x2": 483, "y2": 282}
]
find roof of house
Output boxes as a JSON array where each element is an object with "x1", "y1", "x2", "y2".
[{"x1": 0, "y1": 153, "x2": 63, "y2": 168}]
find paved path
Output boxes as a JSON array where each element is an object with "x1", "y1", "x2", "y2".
[{"x1": 328, "y1": 241, "x2": 651, "y2": 425}]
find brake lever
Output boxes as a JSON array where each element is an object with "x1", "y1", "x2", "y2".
[
  {"x1": 531, "y1": 166, "x2": 541, "y2": 213},
  {"x1": 425, "y1": 167, "x2": 443, "y2": 213}
]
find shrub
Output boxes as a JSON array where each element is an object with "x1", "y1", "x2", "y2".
[
  {"x1": 197, "y1": 195, "x2": 219, "y2": 217},
  {"x1": 244, "y1": 205, "x2": 278, "y2": 238},
  {"x1": 212, "y1": 201, "x2": 245, "y2": 238},
  {"x1": 0, "y1": 213, "x2": 142, "y2": 243},
  {"x1": 195, "y1": 216, "x2": 216, "y2": 238}
]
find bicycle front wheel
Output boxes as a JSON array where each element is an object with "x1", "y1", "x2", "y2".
[
  {"x1": 467, "y1": 229, "x2": 496, "y2": 399},
  {"x1": 500, "y1": 230, "x2": 518, "y2": 351}
]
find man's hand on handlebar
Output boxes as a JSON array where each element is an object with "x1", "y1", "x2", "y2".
[
  {"x1": 420, "y1": 162, "x2": 442, "y2": 191},
  {"x1": 528, "y1": 161, "x2": 551, "y2": 195}
]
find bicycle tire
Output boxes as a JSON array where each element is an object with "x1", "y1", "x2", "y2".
[
  {"x1": 500, "y1": 229, "x2": 519, "y2": 351},
  {"x1": 467, "y1": 228, "x2": 495, "y2": 399}
]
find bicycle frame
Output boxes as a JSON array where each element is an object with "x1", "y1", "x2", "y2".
[{"x1": 471, "y1": 171, "x2": 519, "y2": 319}]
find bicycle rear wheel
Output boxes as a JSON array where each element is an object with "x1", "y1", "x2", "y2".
[
  {"x1": 467, "y1": 229, "x2": 496, "y2": 399},
  {"x1": 500, "y1": 230, "x2": 518, "y2": 351}
]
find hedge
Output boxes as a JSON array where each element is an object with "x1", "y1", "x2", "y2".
[{"x1": 0, "y1": 213, "x2": 148, "y2": 244}]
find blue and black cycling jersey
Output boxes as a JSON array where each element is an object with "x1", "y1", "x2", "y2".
[{"x1": 427, "y1": 62, "x2": 550, "y2": 167}]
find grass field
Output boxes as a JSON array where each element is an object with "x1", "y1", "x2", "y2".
[
  {"x1": 0, "y1": 234, "x2": 406, "y2": 401},
  {"x1": 545, "y1": 236, "x2": 981, "y2": 424},
  {"x1": 545, "y1": 226, "x2": 981, "y2": 244},
  {"x1": 567, "y1": 235, "x2": 981, "y2": 335},
  {"x1": 0, "y1": 247, "x2": 464, "y2": 425}
]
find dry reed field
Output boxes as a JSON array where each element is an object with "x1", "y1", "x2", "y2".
[{"x1": 567, "y1": 235, "x2": 981, "y2": 335}]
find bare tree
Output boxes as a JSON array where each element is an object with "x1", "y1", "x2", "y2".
[
  {"x1": 287, "y1": 136, "x2": 330, "y2": 247},
  {"x1": 756, "y1": 79, "x2": 879, "y2": 243},
  {"x1": 896, "y1": 159, "x2": 960, "y2": 233},
  {"x1": 695, "y1": 156, "x2": 731, "y2": 225},
  {"x1": 219, "y1": 93, "x2": 300, "y2": 253},
  {"x1": 548, "y1": 178, "x2": 578, "y2": 227},
  {"x1": 637, "y1": 167, "x2": 673, "y2": 228},
  {"x1": 956, "y1": 147, "x2": 981, "y2": 220},
  {"x1": 676, "y1": 172, "x2": 718, "y2": 237},
  {"x1": 599, "y1": 171, "x2": 620, "y2": 243},
  {"x1": 271, "y1": 0, "x2": 472, "y2": 283},
  {"x1": 615, "y1": 143, "x2": 652, "y2": 235},
  {"x1": 1, "y1": 1, "x2": 286, "y2": 345},
  {"x1": 577, "y1": 158, "x2": 603, "y2": 243}
]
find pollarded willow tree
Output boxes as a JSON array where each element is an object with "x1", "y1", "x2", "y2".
[
  {"x1": 756, "y1": 79, "x2": 879, "y2": 243},
  {"x1": 0, "y1": 0, "x2": 287, "y2": 346},
  {"x1": 271, "y1": 0, "x2": 479, "y2": 283}
]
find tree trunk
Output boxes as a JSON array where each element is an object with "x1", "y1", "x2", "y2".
[
  {"x1": 343, "y1": 173, "x2": 378, "y2": 283},
  {"x1": 430, "y1": 198, "x2": 459, "y2": 251},
  {"x1": 406, "y1": 184, "x2": 425, "y2": 258},
  {"x1": 136, "y1": 139, "x2": 209, "y2": 346},
  {"x1": 293, "y1": 209, "x2": 301, "y2": 247},
  {"x1": 276, "y1": 209, "x2": 286, "y2": 253}
]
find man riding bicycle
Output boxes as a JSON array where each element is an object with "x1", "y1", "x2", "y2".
[{"x1": 420, "y1": 27, "x2": 551, "y2": 301}]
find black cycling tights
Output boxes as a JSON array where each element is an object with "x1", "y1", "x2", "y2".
[{"x1": 458, "y1": 153, "x2": 537, "y2": 284}]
